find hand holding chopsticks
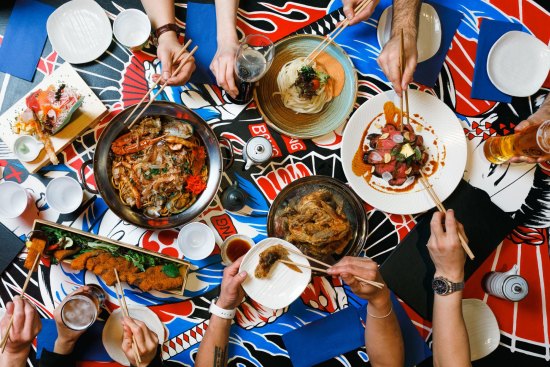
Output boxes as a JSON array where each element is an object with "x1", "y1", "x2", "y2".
[{"x1": 114, "y1": 269, "x2": 142, "y2": 365}]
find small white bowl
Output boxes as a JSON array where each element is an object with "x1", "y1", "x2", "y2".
[
  {"x1": 462, "y1": 298, "x2": 500, "y2": 361},
  {"x1": 13, "y1": 135, "x2": 44, "y2": 162},
  {"x1": 113, "y1": 9, "x2": 151, "y2": 50},
  {"x1": 220, "y1": 234, "x2": 254, "y2": 266},
  {"x1": 0, "y1": 182, "x2": 28, "y2": 218},
  {"x1": 177, "y1": 222, "x2": 216, "y2": 260},
  {"x1": 46, "y1": 176, "x2": 83, "y2": 214}
]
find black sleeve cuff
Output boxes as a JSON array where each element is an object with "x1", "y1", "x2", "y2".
[
  {"x1": 39, "y1": 349, "x2": 76, "y2": 367},
  {"x1": 147, "y1": 345, "x2": 164, "y2": 367}
]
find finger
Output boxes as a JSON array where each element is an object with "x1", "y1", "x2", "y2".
[
  {"x1": 123, "y1": 317, "x2": 147, "y2": 349},
  {"x1": 1, "y1": 302, "x2": 14, "y2": 331},
  {"x1": 352, "y1": 1, "x2": 377, "y2": 25},
  {"x1": 430, "y1": 211, "x2": 445, "y2": 240},
  {"x1": 343, "y1": 1, "x2": 355, "y2": 21},
  {"x1": 121, "y1": 324, "x2": 133, "y2": 354},
  {"x1": 224, "y1": 256, "x2": 244, "y2": 276},
  {"x1": 225, "y1": 62, "x2": 238, "y2": 97},
  {"x1": 12, "y1": 296, "x2": 25, "y2": 332},
  {"x1": 23, "y1": 300, "x2": 37, "y2": 338},
  {"x1": 158, "y1": 49, "x2": 173, "y2": 82},
  {"x1": 388, "y1": 62, "x2": 403, "y2": 96},
  {"x1": 232, "y1": 271, "x2": 248, "y2": 287},
  {"x1": 168, "y1": 60, "x2": 195, "y2": 86},
  {"x1": 514, "y1": 119, "x2": 534, "y2": 132},
  {"x1": 402, "y1": 58, "x2": 417, "y2": 90}
]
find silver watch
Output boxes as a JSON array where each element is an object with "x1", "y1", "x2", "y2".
[{"x1": 432, "y1": 276, "x2": 464, "y2": 296}]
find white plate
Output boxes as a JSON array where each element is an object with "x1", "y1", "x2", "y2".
[
  {"x1": 487, "y1": 31, "x2": 550, "y2": 97},
  {"x1": 239, "y1": 238, "x2": 311, "y2": 310},
  {"x1": 103, "y1": 306, "x2": 166, "y2": 366},
  {"x1": 378, "y1": 3, "x2": 442, "y2": 63},
  {"x1": 341, "y1": 90, "x2": 467, "y2": 215},
  {"x1": 47, "y1": 0, "x2": 112, "y2": 64},
  {"x1": 462, "y1": 299, "x2": 500, "y2": 361}
]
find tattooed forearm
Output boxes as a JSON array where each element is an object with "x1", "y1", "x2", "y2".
[
  {"x1": 391, "y1": 0, "x2": 422, "y2": 38},
  {"x1": 213, "y1": 345, "x2": 228, "y2": 367}
]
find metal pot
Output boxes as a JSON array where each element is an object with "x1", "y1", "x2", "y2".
[{"x1": 80, "y1": 101, "x2": 233, "y2": 229}]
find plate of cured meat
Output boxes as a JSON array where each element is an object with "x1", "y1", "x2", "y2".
[{"x1": 341, "y1": 90, "x2": 467, "y2": 215}]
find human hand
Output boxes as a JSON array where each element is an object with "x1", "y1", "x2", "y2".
[
  {"x1": 427, "y1": 210, "x2": 467, "y2": 282},
  {"x1": 216, "y1": 257, "x2": 247, "y2": 310},
  {"x1": 155, "y1": 32, "x2": 196, "y2": 86},
  {"x1": 121, "y1": 317, "x2": 159, "y2": 367},
  {"x1": 0, "y1": 296, "x2": 41, "y2": 357},
  {"x1": 342, "y1": 0, "x2": 380, "y2": 25},
  {"x1": 210, "y1": 41, "x2": 239, "y2": 99},
  {"x1": 53, "y1": 286, "x2": 90, "y2": 355},
  {"x1": 508, "y1": 117, "x2": 550, "y2": 164},
  {"x1": 378, "y1": 31, "x2": 418, "y2": 96},
  {"x1": 327, "y1": 257, "x2": 390, "y2": 309}
]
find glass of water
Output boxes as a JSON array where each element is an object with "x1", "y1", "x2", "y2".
[{"x1": 228, "y1": 34, "x2": 274, "y2": 104}]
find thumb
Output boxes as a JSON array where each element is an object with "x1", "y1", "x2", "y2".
[
  {"x1": 514, "y1": 119, "x2": 532, "y2": 132},
  {"x1": 343, "y1": 1, "x2": 355, "y2": 20},
  {"x1": 121, "y1": 324, "x2": 132, "y2": 351},
  {"x1": 233, "y1": 271, "x2": 248, "y2": 286},
  {"x1": 158, "y1": 49, "x2": 172, "y2": 81}
]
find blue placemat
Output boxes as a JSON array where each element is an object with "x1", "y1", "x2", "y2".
[
  {"x1": 471, "y1": 19, "x2": 522, "y2": 103},
  {"x1": 36, "y1": 319, "x2": 111, "y2": 361},
  {"x1": 0, "y1": 0, "x2": 54, "y2": 81},
  {"x1": 413, "y1": 1, "x2": 463, "y2": 87},
  {"x1": 185, "y1": 0, "x2": 217, "y2": 85}
]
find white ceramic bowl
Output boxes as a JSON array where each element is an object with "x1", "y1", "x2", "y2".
[
  {"x1": 462, "y1": 298, "x2": 500, "y2": 361},
  {"x1": 220, "y1": 234, "x2": 254, "y2": 265},
  {"x1": 177, "y1": 222, "x2": 216, "y2": 260},
  {"x1": 0, "y1": 182, "x2": 28, "y2": 218},
  {"x1": 13, "y1": 135, "x2": 44, "y2": 162},
  {"x1": 46, "y1": 176, "x2": 83, "y2": 214},
  {"x1": 113, "y1": 9, "x2": 151, "y2": 49}
]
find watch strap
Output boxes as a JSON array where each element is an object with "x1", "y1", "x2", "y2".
[
  {"x1": 155, "y1": 23, "x2": 180, "y2": 39},
  {"x1": 209, "y1": 299, "x2": 236, "y2": 319},
  {"x1": 433, "y1": 276, "x2": 464, "y2": 295}
]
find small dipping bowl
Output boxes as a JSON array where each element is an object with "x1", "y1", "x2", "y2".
[
  {"x1": 177, "y1": 222, "x2": 216, "y2": 260},
  {"x1": 46, "y1": 176, "x2": 83, "y2": 214},
  {"x1": 0, "y1": 181, "x2": 28, "y2": 218},
  {"x1": 113, "y1": 9, "x2": 151, "y2": 51},
  {"x1": 13, "y1": 135, "x2": 44, "y2": 162},
  {"x1": 220, "y1": 234, "x2": 254, "y2": 266}
]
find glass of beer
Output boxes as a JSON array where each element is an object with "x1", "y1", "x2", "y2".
[
  {"x1": 483, "y1": 120, "x2": 550, "y2": 164},
  {"x1": 61, "y1": 285, "x2": 105, "y2": 331},
  {"x1": 227, "y1": 34, "x2": 274, "y2": 104}
]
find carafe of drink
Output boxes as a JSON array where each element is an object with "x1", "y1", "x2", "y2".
[
  {"x1": 61, "y1": 284, "x2": 105, "y2": 331},
  {"x1": 483, "y1": 120, "x2": 550, "y2": 164},
  {"x1": 227, "y1": 34, "x2": 274, "y2": 105}
]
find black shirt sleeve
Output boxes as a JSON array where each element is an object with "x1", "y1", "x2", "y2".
[
  {"x1": 147, "y1": 345, "x2": 164, "y2": 367},
  {"x1": 39, "y1": 349, "x2": 76, "y2": 367}
]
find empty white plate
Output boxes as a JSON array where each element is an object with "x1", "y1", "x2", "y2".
[
  {"x1": 103, "y1": 305, "x2": 166, "y2": 366},
  {"x1": 487, "y1": 31, "x2": 550, "y2": 97},
  {"x1": 462, "y1": 299, "x2": 500, "y2": 361},
  {"x1": 47, "y1": 0, "x2": 112, "y2": 64},
  {"x1": 378, "y1": 3, "x2": 442, "y2": 63},
  {"x1": 240, "y1": 238, "x2": 311, "y2": 310}
]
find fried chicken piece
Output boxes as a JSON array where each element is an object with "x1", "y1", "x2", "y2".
[
  {"x1": 130, "y1": 266, "x2": 182, "y2": 292},
  {"x1": 24, "y1": 238, "x2": 46, "y2": 271},
  {"x1": 53, "y1": 248, "x2": 80, "y2": 262},
  {"x1": 254, "y1": 244, "x2": 301, "y2": 279},
  {"x1": 71, "y1": 250, "x2": 103, "y2": 271}
]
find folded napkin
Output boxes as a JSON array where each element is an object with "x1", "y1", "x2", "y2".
[
  {"x1": 185, "y1": 0, "x2": 217, "y2": 85},
  {"x1": 282, "y1": 294, "x2": 431, "y2": 367},
  {"x1": 380, "y1": 180, "x2": 517, "y2": 320},
  {"x1": 36, "y1": 319, "x2": 111, "y2": 361},
  {"x1": 413, "y1": 1, "x2": 463, "y2": 87},
  {"x1": 0, "y1": 222, "x2": 25, "y2": 275},
  {"x1": 0, "y1": 0, "x2": 54, "y2": 81},
  {"x1": 471, "y1": 19, "x2": 522, "y2": 103}
]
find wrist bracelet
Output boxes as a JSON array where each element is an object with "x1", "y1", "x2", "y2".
[
  {"x1": 155, "y1": 23, "x2": 180, "y2": 40},
  {"x1": 367, "y1": 305, "x2": 393, "y2": 319}
]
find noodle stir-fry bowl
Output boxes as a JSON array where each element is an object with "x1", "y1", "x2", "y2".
[{"x1": 254, "y1": 34, "x2": 358, "y2": 139}]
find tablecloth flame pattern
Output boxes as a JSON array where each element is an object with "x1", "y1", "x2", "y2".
[{"x1": 0, "y1": 0, "x2": 549, "y2": 366}]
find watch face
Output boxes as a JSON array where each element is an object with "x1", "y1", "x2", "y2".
[{"x1": 432, "y1": 278, "x2": 449, "y2": 295}]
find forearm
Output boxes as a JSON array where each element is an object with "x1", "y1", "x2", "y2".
[
  {"x1": 391, "y1": 0, "x2": 421, "y2": 38},
  {"x1": 195, "y1": 315, "x2": 232, "y2": 367},
  {"x1": 141, "y1": 0, "x2": 175, "y2": 29},
  {"x1": 432, "y1": 292, "x2": 471, "y2": 367},
  {"x1": 365, "y1": 291, "x2": 404, "y2": 367},
  {"x1": 215, "y1": 0, "x2": 239, "y2": 43},
  {"x1": 0, "y1": 350, "x2": 28, "y2": 367}
]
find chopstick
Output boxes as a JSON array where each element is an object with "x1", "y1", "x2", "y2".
[
  {"x1": 418, "y1": 173, "x2": 475, "y2": 260},
  {"x1": 281, "y1": 249, "x2": 385, "y2": 289},
  {"x1": 398, "y1": 29, "x2": 406, "y2": 130},
  {"x1": 305, "y1": 0, "x2": 375, "y2": 64},
  {"x1": 0, "y1": 253, "x2": 41, "y2": 352},
  {"x1": 127, "y1": 44, "x2": 199, "y2": 129},
  {"x1": 279, "y1": 259, "x2": 331, "y2": 273},
  {"x1": 113, "y1": 269, "x2": 142, "y2": 364},
  {"x1": 122, "y1": 39, "x2": 192, "y2": 127}
]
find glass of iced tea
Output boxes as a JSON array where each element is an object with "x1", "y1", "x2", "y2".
[
  {"x1": 220, "y1": 234, "x2": 254, "y2": 265},
  {"x1": 61, "y1": 284, "x2": 105, "y2": 331}
]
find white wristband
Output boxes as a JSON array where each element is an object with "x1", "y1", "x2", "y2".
[{"x1": 209, "y1": 299, "x2": 236, "y2": 319}]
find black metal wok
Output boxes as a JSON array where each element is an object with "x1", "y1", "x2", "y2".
[{"x1": 80, "y1": 101, "x2": 233, "y2": 229}]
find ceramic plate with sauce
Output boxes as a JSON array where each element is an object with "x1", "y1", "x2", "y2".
[{"x1": 341, "y1": 90, "x2": 467, "y2": 215}]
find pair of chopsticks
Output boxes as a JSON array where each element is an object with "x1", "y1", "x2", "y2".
[
  {"x1": 280, "y1": 247, "x2": 385, "y2": 289},
  {"x1": 113, "y1": 269, "x2": 142, "y2": 365},
  {"x1": 122, "y1": 40, "x2": 199, "y2": 129},
  {"x1": 398, "y1": 29, "x2": 410, "y2": 130},
  {"x1": 0, "y1": 254, "x2": 41, "y2": 352},
  {"x1": 305, "y1": 0, "x2": 375, "y2": 64}
]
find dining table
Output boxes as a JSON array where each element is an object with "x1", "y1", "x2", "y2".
[{"x1": 0, "y1": 0, "x2": 549, "y2": 366}]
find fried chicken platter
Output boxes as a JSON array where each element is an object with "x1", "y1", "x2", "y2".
[{"x1": 26, "y1": 220, "x2": 189, "y2": 294}]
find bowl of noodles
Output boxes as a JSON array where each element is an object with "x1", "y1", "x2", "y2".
[{"x1": 254, "y1": 34, "x2": 358, "y2": 139}]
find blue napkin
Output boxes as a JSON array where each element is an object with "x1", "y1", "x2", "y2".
[
  {"x1": 471, "y1": 19, "x2": 522, "y2": 103},
  {"x1": 0, "y1": 0, "x2": 54, "y2": 81},
  {"x1": 413, "y1": 1, "x2": 463, "y2": 87},
  {"x1": 185, "y1": 0, "x2": 217, "y2": 85},
  {"x1": 282, "y1": 294, "x2": 431, "y2": 367},
  {"x1": 36, "y1": 319, "x2": 111, "y2": 361}
]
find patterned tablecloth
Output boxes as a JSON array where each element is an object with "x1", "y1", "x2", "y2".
[{"x1": 0, "y1": 0, "x2": 549, "y2": 366}]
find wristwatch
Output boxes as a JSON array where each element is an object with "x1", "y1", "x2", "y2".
[
  {"x1": 209, "y1": 298, "x2": 236, "y2": 320},
  {"x1": 432, "y1": 276, "x2": 464, "y2": 296},
  {"x1": 153, "y1": 23, "x2": 182, "y2": 46}
]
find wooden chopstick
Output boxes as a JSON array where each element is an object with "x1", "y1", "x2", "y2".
[
  {"x1": 127, "y1": 45, "x2": 198, "y2": 130},
  {"x1": 418, "y1": 173, "x2": 475, "y2": 260},
  {"x1": 0, "y1": 253, "x2": 41, "y2": 352},
  {"x1": 121, "y1": 40, "x2": 192, "y2": 127},
  {"x1": 285, "y1": 247, "x2": 333, "y2": 269},
  {"x1": 305, "y1": 0, "x2": 374, "y2": 64},
  {"x1": 279, "y1": 259, "x2": 328, "y2": 273},
  {"x1": 398, "y1": 29, "x2": 406, "y2": 130},
  {"x1": 113, "y1": 269, "x2": 142, "y2": 364}
]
